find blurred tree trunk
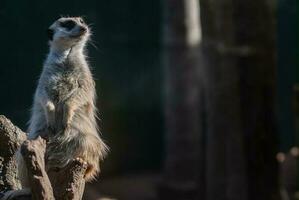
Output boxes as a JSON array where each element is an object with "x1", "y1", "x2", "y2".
[
  {"x1": 200, "y1": 0, "x2": 280, "y2": 200},
  {"x1": 160, "y1": 0, "x2": 202, "y2": 199},
  {"x1": 199, "y1": 1, "x2": 248, "y2": 199}
]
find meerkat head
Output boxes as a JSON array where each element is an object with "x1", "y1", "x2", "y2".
[{"x1": 47, "y1": 17, "x2": 90, "y2": 51}]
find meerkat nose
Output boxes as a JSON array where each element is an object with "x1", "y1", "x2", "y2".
[{"x1": 79, "y1": 26, "x2": 87, "y2": 33}]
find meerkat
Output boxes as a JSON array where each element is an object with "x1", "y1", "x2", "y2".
[{"x1": 17, "y1": 17, "x2": 108, "y2": 187}]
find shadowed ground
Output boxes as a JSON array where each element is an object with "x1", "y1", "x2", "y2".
[{"x1": 84, "y1": 173, "x2": 159, "y2": 200}]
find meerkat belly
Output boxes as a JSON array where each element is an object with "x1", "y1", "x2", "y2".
[{"x1": 47, "y1": 73, "x2": 79, "y2": 102}]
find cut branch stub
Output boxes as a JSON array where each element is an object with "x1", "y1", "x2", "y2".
[
  {"x1": 48, "y1": 158, "x2": 88, "y2": 200},
  {"x1": 21, "y1": 137, "x2": 55, "y2": 200}
]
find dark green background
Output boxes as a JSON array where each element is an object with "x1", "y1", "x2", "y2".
[
  {"x1": 0, "y1": 0, "x2": 297, "y2": 175},
  {"x1": 277, "y1": 0, "x2": 298, "y2": 151},
  {"x1": 0, "y1": 0, "x2": 163, "y2": 175}
]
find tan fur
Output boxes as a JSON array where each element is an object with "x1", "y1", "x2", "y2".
[{"x1": 17, "y1": 17, "x2": 108, "y2": 188}]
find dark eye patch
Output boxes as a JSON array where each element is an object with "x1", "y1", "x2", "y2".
[
  {"x1": 47, "y1": 28, "x2": 54, "y2": 40},
  {"x1": 60, "y1": 20, "x2": 76, "y2": 30}
]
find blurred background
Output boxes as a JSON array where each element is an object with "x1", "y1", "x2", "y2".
[{"x1": 0, "y1": 0, "x2": 298, "y2": 200}]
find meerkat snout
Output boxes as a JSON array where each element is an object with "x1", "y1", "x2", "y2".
[{"x1": 79, "y1": 26, "x2": 87, "y2": 33}]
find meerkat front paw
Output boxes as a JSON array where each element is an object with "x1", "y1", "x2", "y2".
[
  {"x1": 46, "y1": 101, "x2": 55, "y2": 112},
  {"x1": 45, "y1": 101, "x2": 56, "y2": 129},
  {"x1": 62, "y1": 102, "x2": 75, "y2": 128}
]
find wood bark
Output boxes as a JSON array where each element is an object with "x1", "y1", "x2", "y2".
[
  {"x1": 0, "y1": 115, "x2": 26, "y2": 191},
  {"x1": 0, "y1": 115, "x2": 88, "y2": 200},
  {"x1": 47, "y1": 158, "x2": 87, "y2": 200},
  {"x1": 21, "y1": 138, "x2": 55, "y2": 200}
]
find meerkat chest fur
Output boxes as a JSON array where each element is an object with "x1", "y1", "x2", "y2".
[{"x1": 45, "y1": 57, "x2": 84, "y2": 104}]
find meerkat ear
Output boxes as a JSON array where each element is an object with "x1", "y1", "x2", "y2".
[{"x1": 47, "y1": 28, "x2": 54, "y2": 41}]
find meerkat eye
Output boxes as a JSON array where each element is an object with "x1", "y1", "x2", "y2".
[
  {"x1": 60, "y1": 20, "x2": 76, "y2": 30},
  {"x1": 47, "y1": 28, "x2": 54, "y2": 41}
]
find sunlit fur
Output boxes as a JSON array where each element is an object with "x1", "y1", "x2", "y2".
[{"x1": 18, "y1": 17, "x2": 108, "y2": 188}]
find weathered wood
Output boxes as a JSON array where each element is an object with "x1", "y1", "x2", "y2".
[
  {"x1": 0, "y1": 115, "x2": 26, "y2": 191},
  {"x1": 0, "y1": 189, "x2": 31, "y2": 200},
  {"x1": 0, "y1": 116, "x2": 88, "y2": 200},
  {"x1": 21, "y1": 137, "x2": 55, "y2": 200},
  {"x1": 48, "y1": 158, "x2": 87, "y2": 200}
]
